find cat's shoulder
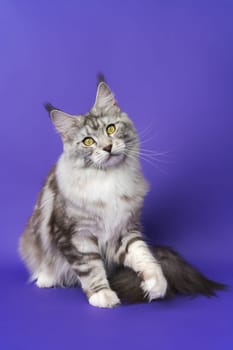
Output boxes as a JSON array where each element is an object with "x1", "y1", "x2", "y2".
[{"x1": 42, "y1": 164, "x2": 58, "y2": 192}]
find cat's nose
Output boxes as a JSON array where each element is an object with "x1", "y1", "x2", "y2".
[{"x1": 103, "y1": 144, "x2": 112, "y2": 153}]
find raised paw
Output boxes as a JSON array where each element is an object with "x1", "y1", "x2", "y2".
[
  {"x1": 141, "y1": 267, "x2": 167, "y2": 301},
  {"x1": 88, "y1": 289, "x2": 120, "y2": 308}
]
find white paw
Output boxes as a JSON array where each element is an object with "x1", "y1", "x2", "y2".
[
  {"x1": 36, "y1": 273, "x2": 55, "y2": 288},
  {"x1": 88, "y1": 289, "x2": 120, "y2": 308},
  {"x1": 141, "y1": 268, "x2": 167, "y2": 301}
]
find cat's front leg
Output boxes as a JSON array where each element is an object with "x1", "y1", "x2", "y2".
[
  {"x1": 57, "y1": 234, "x2": 120, "y2": 308},
  {"x1": 78, "y1": 254, "x2": 120, "y2": 308},
  {"x1": 116, "y1": 232, "x2": 167, "y2": 301}
]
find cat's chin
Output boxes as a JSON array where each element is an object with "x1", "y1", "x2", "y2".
[{"x1": 98, "y1": 153, "x2": 126, "y2": 169}]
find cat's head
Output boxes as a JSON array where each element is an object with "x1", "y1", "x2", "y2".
[{"x1": 46, "y1": 79, "x2": 139, "y2": 170}]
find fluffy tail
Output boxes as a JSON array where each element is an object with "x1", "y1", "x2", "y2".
[{"x1": 108, "y1": 246, "x2": 226, "y2": 304}]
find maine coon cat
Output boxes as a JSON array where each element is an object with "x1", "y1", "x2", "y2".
[{"x1": 19, "y1": 75, "x2": 225, "y2": 307}]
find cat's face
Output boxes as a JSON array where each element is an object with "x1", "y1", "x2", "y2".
[
  {"x1": 69, "y1": 113, "x2": 137, "y2": 169},
  {"x1": 49, "y1": 82, "x2": 139, "y2": 169}
]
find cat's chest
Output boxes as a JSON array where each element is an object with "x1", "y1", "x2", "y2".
[
  {"x1": 68, "y1": 171, "x2": 142, "y2": 216},
  {"x1": 82, "y1": 180, "x2": 140, "y2": 240},
  {"x1": 58, "y1": 165, "x2": 148, "y2": 239}
]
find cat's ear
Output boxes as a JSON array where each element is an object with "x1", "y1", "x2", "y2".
[
  {"x1": 45, "y1": 104, "x2": 79, "y2": 140},
  {"x1": 91, "y1": 82, "x2": 120, "y2": 116}
]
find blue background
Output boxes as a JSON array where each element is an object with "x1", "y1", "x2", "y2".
[{"x1": 0, "y1": 1, "x2": 232, "y2": 349}]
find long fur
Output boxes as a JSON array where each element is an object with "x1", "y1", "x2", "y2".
[
  {"x1": 109, "y1": 246, "x2": 226, "y2": 303},
  {"x1": 20, "y1": 76, "x2": 226, "y2": 308}
]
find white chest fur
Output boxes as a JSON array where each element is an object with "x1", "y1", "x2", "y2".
[{"x1": 56, "y1": 155, "x2": 149, "y2": 241}]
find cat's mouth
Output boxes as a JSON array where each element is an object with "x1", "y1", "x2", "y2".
[{"x1": 101, "y1": 153, "x2": 125, "y2": 168}]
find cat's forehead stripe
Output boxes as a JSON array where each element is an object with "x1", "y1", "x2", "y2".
[
  {"x1": 84, "y1": 115, "x2": 100, "y2": 130},
  {"x1": 83, "y1": 114, "x2": 114, "y2": 131}
]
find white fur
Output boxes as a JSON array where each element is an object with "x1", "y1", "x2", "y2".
[
  {"x1": 124, "y1": 240, "x2": 167, "y2": 300},
  {"x1": 56, "y1": 155, "x2": 148, "y2": 243},
  {"x1": 89, "y1": 289, "x2": 120, "y2": 308},
  {"x1": 141, "y1": 275, "x2": 167, "y2": 301},
  {"x1": 36, "y1": 269, "x2": 56, "y2": 288}
]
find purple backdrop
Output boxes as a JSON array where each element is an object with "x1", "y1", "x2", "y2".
[{"x1": 0, "y1": 1, "x2": 232, "y2": 349}]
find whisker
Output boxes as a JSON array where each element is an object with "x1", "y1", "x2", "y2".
[
  {"x1": 139, "y1": 130, "x2": 161, "y2": 145},
  {"x1": 139, "y1": 148, "x2": 172, "y2": 156},
  {"x1": 126, "y1": 142, "x2": 172, "y2": 157},
  {"x1": 122, "y1": 151, "x2": 168, "y2": 175},
  {"x1": 137, "y1": 120, "x2": 155, "y2": 138},
  {"x1": 126, "y1": 147, "x2": 174, "y2": 163}
]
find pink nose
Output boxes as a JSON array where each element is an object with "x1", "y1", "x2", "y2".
[{"x1": 103, "y1": 144, "x2": 112, "y2": 153}]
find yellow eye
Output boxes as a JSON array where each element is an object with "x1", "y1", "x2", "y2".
[
  {"x1": 83, "y1": 137, "x2": 95, "y2": 146},
  {"x1": 106, "y1": 124, "x2": 116, "y2": 135}
]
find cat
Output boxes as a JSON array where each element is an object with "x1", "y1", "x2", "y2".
[{"x1": 19, "y1": 75, "x2": 225, "y2": 308}]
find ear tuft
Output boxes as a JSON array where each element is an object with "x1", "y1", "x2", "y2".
[
  {"x1": 97, "y1": 73, "x2": 106, "y2": 85},
  {"x1": 44, "y1": 102, "x2": 58, "y2": 113}
]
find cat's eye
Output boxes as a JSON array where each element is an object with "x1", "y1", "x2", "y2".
[
  {"x1": 82, "y1": 137, "x2": 95, "y2": 146},
  {"x1": 106, "y1": 124, "x2": 116, "y2": 135}
]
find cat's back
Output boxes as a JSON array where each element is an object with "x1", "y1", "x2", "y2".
[{"x1": 19, "y1": 164, "x2": 57, "y2": 272}]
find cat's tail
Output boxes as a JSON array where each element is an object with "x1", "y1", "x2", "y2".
[{"x1": 108, "y1": 246, "x2": 226, "y2": 304}]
